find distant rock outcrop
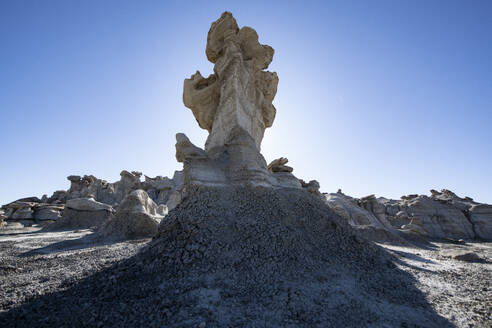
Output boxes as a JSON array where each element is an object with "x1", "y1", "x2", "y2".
[
  {"x1": 178, "y1": 12, "x2": 314, "y2": 190},
  {"x1": 324, "y1": 189, "x2": 492, "y2": 242},
  {"x1": 50, "y1": 198, "x2": 114, "y2": 230},
  {"x1": 99, "y1": 190, "x2": 163, "y2": 239},
  {"x1": 469, "y1": 204, "x2": 492, "y2": 240}
]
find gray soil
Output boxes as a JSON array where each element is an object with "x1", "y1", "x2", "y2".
[{"x1": 0, "y1": 187, "x2": 490, "y2": 327}]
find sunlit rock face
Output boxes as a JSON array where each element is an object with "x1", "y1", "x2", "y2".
[{"x1": 179, "y1": 12, "x2": 302, "y2": 189}]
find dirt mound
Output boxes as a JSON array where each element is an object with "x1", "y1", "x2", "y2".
[{"x1": 0, "y1": 187, "x2": 452, "y2": 327}]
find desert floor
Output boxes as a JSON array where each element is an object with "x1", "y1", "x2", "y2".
[{"x1": 0, "y1": 225, "x2": 490, "y2": 327}]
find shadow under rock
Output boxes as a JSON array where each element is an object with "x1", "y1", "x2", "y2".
[{"x1": 1, "y1": 243, "x2": 455, "y2": 328}]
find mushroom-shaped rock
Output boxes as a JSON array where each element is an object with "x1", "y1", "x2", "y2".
[{"x1": 100, "y1": 190, "x2": 163, "y2": 239}]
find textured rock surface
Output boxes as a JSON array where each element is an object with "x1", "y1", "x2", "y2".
[
  {"x1": 469, "y1": 204, "x2": 492, "y2": 240},
  {"x1": 324, "y1": 193, "x2": 402, "y2": 242},
  {"x1": 443, "y1": 250, "x2": 482, "y2": 262},
  {"x1": 99, "y1": 190, "x2": 163, "y2": 239},
  {"x1": 326, "y1": 189, "x2": 491, "y2": 242},
  {"x1": 33, "y1": 206, "x2": 63, "y2": 221},
  {"x1": 11, "y1": 207, "x2": 34, "y2": 220},
  {"x1": 179, "y1": 12, "x2": 314, "y2": 190},
  {"x1": 184, "y1": 12, "x2": 277, "y2": 152},
  {"x1": 66, "y1": 198, "x2": 113, "y2": 212},
  {"x1": 50, "y1": 198, "x2": 114, "y2": 230},
  {"x1": 400, "y1": 196, "x2": 474, "y2": 239},
  {"x1": 267, "y1": 157, "x2": 293, "y2": 173}
]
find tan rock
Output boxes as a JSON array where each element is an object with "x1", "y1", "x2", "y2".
[
  {"x1": 183, "y1": 11, "x2": 278, "y2": 152},
  {"x1": 177, "y1": 12, "x2": 301, "y2": 190},
  {"x1": 267, "y1": 157, "x2": 293, "y2": 173}
]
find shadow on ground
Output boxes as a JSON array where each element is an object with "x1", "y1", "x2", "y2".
[{"x1": 0, "y1": 242, "x2": 454, "y2": 328}]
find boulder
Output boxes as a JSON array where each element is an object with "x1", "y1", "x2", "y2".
[
  {"x1": 99, "y1": 190, "x2": 163, "y2": 239},
  {"x1": 11, "y1": 207, "x2": 34, "y2": 220},
  {"x1": 324, "y1": 193, "x2": 401, "y2": 242}
]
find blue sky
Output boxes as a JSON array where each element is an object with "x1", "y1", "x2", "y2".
[{"x1": 1, "y1": 0, "x2": 491, "y2": 204}]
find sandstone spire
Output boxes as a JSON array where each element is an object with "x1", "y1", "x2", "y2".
[
  {"x1": 177, "y1": 12, "x2": 300, "y2": 189},
  {"x1": 183, "y1": 11, "x2": 278, "y2": 152}
]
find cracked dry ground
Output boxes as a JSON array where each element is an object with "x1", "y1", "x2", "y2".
[{"x1": 0, "y1": 227, "x2": 490, "y2": 327}]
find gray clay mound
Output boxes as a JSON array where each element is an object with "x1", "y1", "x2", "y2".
[{"x1": 0, "y1": 187, "x2": 453, "y2": 327}]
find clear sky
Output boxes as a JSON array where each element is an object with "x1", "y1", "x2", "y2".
[{"x1": 1, "y1": 0, "x2": 491, "y2": 204}]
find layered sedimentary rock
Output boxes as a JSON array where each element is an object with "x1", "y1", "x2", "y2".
[
  {"x1": 469, "y1": 204, "x2": 492, "y2": 240},
  {"x1": 324, "y1": 192, "x2": 402, "y2": 242},
  {"x1": 179, "y1": 12, "x2": 307, "y2": 189},
  {"x1": 325, "y1": 189, "x2": 492, "y2": 241},
  {"x1": 50, "y1": 198, "x2": 114, "y2": 230}
]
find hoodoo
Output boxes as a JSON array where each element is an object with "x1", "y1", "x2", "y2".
[{"x1": 179, "y1": 12, "x2": 302, "y2": 189}]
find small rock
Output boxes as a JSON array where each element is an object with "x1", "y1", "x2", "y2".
[{"x1": 450, "y1": 251, "x2": 481, "y2": 262}]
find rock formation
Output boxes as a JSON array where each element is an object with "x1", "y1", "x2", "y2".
[
  {"x1": 50, "y1": 197, "x2": 114, "y2": 230},
  {"x1": 179, "y1": 12, "x2": 307, "y2": 189},
  {"x1": 99, "y1": 190, "x2": 163, "y2": 239},
  {"x1": 324, "y1": 192, "x2": 403, "y2": 242},
  {"x1": 469, "y1": 204, "x2": 492, "y2": 240},
  {"x1": 267, "y1": 157, "x2": 293, "y2": 173},
  {"x1": 325, "y1": 189, "x2": 492, "y2": 242}
]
